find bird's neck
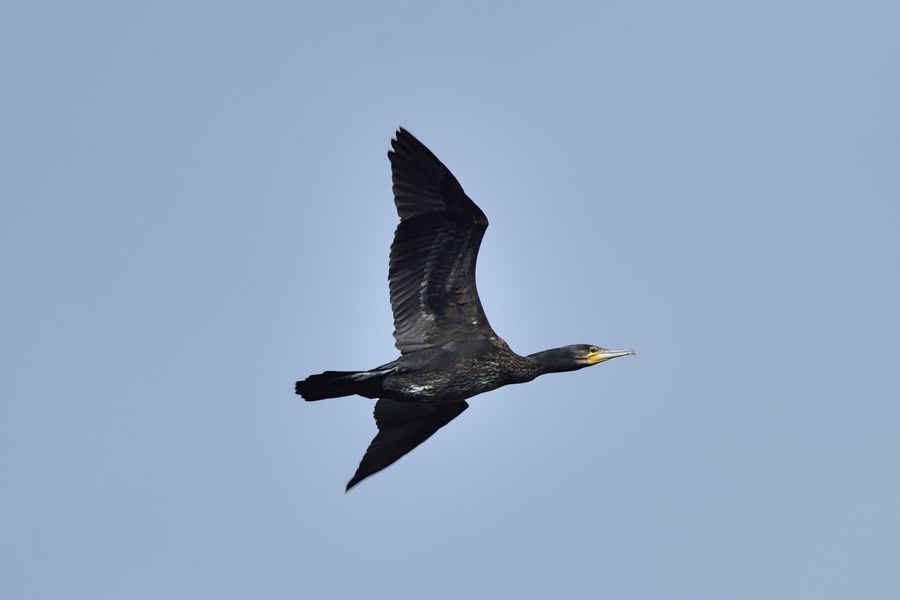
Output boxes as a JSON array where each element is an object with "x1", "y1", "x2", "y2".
[{"x1": 526, "y1": 348, "x2": 581, "y2": 376}]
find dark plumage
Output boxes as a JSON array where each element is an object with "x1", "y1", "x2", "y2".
[{"x1": 295, "y1": 128, "x2": 634, "y2": 490}]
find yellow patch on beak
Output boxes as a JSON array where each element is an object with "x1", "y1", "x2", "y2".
[{"x1": 587, "y1": 348, "x2": 635, "y2": 364}]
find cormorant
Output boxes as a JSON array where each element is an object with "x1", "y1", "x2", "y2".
[{"x1": 296, "y1": 128, "x2": 634, "y2": 490}]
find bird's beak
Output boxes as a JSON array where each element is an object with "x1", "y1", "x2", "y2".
[{"x1": 587, "y1": 348, "x2": 635, "y2": 365}]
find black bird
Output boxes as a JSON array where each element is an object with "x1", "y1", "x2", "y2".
[{"x1": 296, "y1": 129, "x2": 634, "y2": 490}]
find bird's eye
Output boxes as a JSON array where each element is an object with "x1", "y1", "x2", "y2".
[{"x1": 590, "y1": 346, "x2": 599, "y2": 353}]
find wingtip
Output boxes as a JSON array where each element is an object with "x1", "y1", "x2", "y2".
[
  {"x1": 388, "y1": 127, "x2": 406, "y2": 158},
  {"x1": 391, "y1": 126, "x2": 407, "y2": 145},
  {"x1": 346, "y1": 467, "x2": 366, "y2": 491},
  {"x1": 392, "y1": 127, "x2": 422, "y2": 151}
]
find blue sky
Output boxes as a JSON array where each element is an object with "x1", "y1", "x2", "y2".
[{"x1": 2, "y1": 1, "x2": 899, "y2": 598}]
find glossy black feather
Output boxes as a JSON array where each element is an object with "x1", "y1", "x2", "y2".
[{"x1": 388, "y1": 128, "x2": 495, "y2": 353}]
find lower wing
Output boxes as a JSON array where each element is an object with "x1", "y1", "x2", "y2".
[{"x1": 346, "y1": 399, "x2": 469, "y2": 491}]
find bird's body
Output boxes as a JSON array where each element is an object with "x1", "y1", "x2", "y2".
[
  {"x1": 305, "y1": 337, "x2": 541, "y2": 403},
  {"x1": 296, "y1": 129, "x2": 634, "y2": 490},
  {"x1": 384, "y1": 337, "x2": 542, "y2": 401}
]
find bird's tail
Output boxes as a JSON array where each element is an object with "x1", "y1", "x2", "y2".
[{"x1": 295, "y1": 370, "x2": 365, "y2": 401}]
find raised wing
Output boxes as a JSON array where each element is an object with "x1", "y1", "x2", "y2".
[
  {"x1": 387, "y1": 128, "x2": 497, "y2": 354},
  {"x1": 346, "y1": 399, "x2": 469, "y2": 490}
]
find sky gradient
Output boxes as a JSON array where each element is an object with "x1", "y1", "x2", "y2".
[{"x1": 3, "y1": 1, "x2": 899, "y2": 598}]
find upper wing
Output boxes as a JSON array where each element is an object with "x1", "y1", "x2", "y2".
[
  {"x1": 346, "y1": 399, "x2": 469, "y2": 491},
  {"x1": 387, "y1": 128, "x2": 497, "y2": 354}
]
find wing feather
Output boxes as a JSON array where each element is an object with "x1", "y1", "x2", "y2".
[
  {"x1": 346, "y1": 399, "x2": 469, "y2": 490},
  {"x1": 387, "y1": 128, "x2": 496, "y2": 353}
]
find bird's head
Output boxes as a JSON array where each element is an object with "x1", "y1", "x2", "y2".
[{"x1": 527, "y1": 344, "x2": 635, "y2": 374}]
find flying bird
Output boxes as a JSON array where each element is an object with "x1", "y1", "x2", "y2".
[{"x1": 296, "y1": 128, "x2": 634, "y2": 490}]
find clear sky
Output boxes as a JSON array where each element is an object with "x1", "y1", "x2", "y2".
[{"x1": 3, "y1": 1, "x2": 899, "y2": 598}]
